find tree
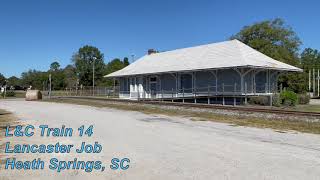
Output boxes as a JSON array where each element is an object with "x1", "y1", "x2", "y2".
[
  {"x1": 281, "y1": 72, "x2": 308, "y2": 93},
  {"x1": 0, "y1": 73, "x2": 6, "y2": 86},
  {"x1": 50, "y1": 61, "x2": 61, "y2": 71},
  {"x1": 123, "y1": 57, "x2": 129, "y2": 66},
  {"x1": 72, "y1": 45, "x2": 105, "y2": 86},
  {"x1": 7, "y1": 76, "x2": 21, "y2": 87},
  {"x1": 105, "y1": 58, "x2": 126, "y2": 75},
  {"x1": 103, "y1": 58, "x2": 130, "y2": 86},
  {"x1": 21, "y1": 70, "x2": 48, "y2": 90},
  {"x1": 301, "y1": 48, "x2": 320, "y2": 70},
  {"x1": 63, "y1": 65, "x2": 78, "y2": 88},
  {"x1": 231, "y1": 18, "x2": 301, "y2": 66},
  {"x1": 299, "y1": 48, "x2": 320, "y2": 93},
  {"x1": 231, "y1": 18, "x2": 306, "y2": 93},
  {"x1": 51, "y1": 70, "x2": 66, "y2": 90}
]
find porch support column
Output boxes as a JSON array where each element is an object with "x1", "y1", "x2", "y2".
[
  {"x1": 169, "y1": 73, "x2": 178, "y2": 98},
  {"x1": 266, "y1": 70, "x2": 268, "y2": 93},
  {"x1": 176, "y1": 73, "x2": 178, "y2": 97},
  {"x1": 274, "y1": 71, "x2": 284, "y2": 92},
  {"x1": 234, "y1": 68, "x2": 253, "y2": 94},
  {"x1": 113, "y1": 78, "x2": 116, "y2": 97},
  {"x1": 193, "y1": 72, "x2": 197, "y2": 103},
  {"x1": 209, "y1": 70, "x2": 218, "y2": 94},
  {"x1": 252, "y1": 70, "x2": 255, "y2": 94},
  {"x1": 251, "y1": 70, "x2": 254, "y2": 94},
  {"x1": 216, "y1": 70, "x2": 218, "y2": 94},
  {"x1": 268, "y1": 70, "x2": 272, "y2": 93},
  {"x1": 158, "y1": 75, "x2": 162, "y2": 99},
  {"x1": 147, "y1": 76, "x2": 150, "y2": 98},
  {"x1": 270, "y1": 71, "x2": 280, "y2": 93}
]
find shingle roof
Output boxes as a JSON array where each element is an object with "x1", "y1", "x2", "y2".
[{"x1": 106, "y1": 39, "x2": 302, "y2": 77}]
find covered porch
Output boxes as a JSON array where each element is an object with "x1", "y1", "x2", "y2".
[{"x1": 117, "y1": 67, "x2": 283, "y2": 103}]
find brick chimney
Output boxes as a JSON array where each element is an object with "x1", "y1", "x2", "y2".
[{"x1": 148, "y1": 49, "x2": 157, "y2": 55}]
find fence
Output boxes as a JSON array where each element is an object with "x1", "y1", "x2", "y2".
[
  {"x1": 42, "y1": 86, "x2": 120, "y2": 98},
  {"x1": 42, "y1": 82, "x2": 283, "y2": 100}
]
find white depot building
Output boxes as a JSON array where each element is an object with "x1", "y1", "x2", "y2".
[{"x1": 105, "y1": 39, "x2": 302, "y2": 105}]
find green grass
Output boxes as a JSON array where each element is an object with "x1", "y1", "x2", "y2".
[
  {"x1": 247, "y1": 103, "x2": 320, "y2": 113},
  {"x1": 0, "y1": 109, "x2": 19, "y2": 162},
  {"x1": 14, "y1": 91, "x2": 26, "y2": 98},
  {"x1": 44, "y1": 98, "x2": 320, "y2": 134},
  {"x1": 0, "y1": 90, "x2": 25, "y2": 99},
  {"x1": 0, "y1": 109, "x2": 17, "y2": 128},
  {"x1": 293, "y1": 105, "x2": 320, "y2": 112}
]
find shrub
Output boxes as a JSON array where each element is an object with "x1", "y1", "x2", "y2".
[
  {"x1": 272, "y1": 94, "x2": 281, "y2": 107},
  {"x1": 248, "y1": 96, "x2": 269, "y2": 106},
  {"x1": 280, "y1": 90, "x2": 297, "y2": 106},
  {"x1": 1, "y1": 91, "x2": 16, "y2": 97},
  {"x1": 298, "y1": 94, "x2": 310, "y2": 105}
]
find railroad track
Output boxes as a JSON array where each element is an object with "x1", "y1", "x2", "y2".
[{"x1": 53, "y1": 96, "x2": 320, "y2": 117}]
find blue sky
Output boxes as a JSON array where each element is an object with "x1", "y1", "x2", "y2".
[{"x1": 0, "y1": 0, "x2": 319, "y2": 77}]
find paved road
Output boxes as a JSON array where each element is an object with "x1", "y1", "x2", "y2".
[{"x1": 1, "y1": 99, "x2": 320, "y2": 180}]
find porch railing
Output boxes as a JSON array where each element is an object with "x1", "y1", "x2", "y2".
[{"x1": 121, "y1": 82, "x2": 279, "y2": 100}]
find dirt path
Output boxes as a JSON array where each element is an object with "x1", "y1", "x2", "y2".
[{"x1": 0, "y1": 99, "x2": 320, "y2": 180}]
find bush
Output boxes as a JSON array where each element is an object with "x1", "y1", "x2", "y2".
[
  {"x1": 272, "y1": 94, "x2": 281, "y2": 107},
  {"x1": 1, "y1": 91, "x2": 16, "y2": 97},
  {"x1": 248, "y1": 96, "x2": 269, "y2": 106},
  {"x1": 298, "y1": 94, "x2": 310, "y2": 105},
  {"x1": 280, "y1": 90, "x2": 298, "y2": 106}
]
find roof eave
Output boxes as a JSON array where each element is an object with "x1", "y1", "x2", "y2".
[{"x1": 104, "y1": 65, "x2": 303, "y2": 78}]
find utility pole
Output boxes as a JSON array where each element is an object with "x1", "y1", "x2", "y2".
[
  {"x1": 49, "y1": 74, "x2": 52, "y2": 99},
  {"x1": 76, "y1": 79, "x2": 79, "y2": 96},
  {"x1": 3, "y1": 86, "x2": 6, "y2": 99},
  {"x1": 313, "y1": 68, "x2": 316, "y2": 95},
  {"x1": 3, "y1": 80, "x2": 7, "y2": 99},
  {"x1": 309, "y1": 70, "x2": 311, "y2": 92},
  {"x1": 317, "y1": 69, "x2": 320, "y2": 97},
  {"x1": 92, "y1": 57, "x2": 96, "y2": 96},
  {"x1": 113, "y1": 78, "x2": 116, "y2": 97}
]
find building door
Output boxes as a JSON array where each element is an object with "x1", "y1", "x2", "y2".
[{"x1": 149, "y1": 76, "x2": 157, "y2": 98}]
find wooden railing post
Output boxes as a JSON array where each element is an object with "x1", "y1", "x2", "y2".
[
  {"x1": 207, "y1": 85, "x2": 210, "y2": 104},
  {"x1": 265, "y1": 83, "x2": 268, "y2": 93},
  {"x1": 182, "y1": 87, "x2": 185, "y2": 103},
  {"x1": 171, "y1": 88, "x2": 174, "y2": 102},
  {"x1": 245, "y1": 82, "x2": 247, "y2": 95},
  {"x1": 222, "y1": 83, "x2": 224, "y2": 94},
  {"x1": 194, "y1": 87, "x2": 197, "y2": 103}
]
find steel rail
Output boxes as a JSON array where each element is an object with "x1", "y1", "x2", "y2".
[{"x1": 53, "y1": 96, "x2": 320, "y2": 117}]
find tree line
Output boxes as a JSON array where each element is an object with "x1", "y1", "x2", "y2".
[
  {"x1": 1, "y1": 18, "x2": 320, "y2": 93},
  {"x1": 0, "y1": 45, "x2": 129, "y2": 90}
]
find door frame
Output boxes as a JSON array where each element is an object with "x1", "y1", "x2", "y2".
[{"x1": 149, "y1": 76, "x2": 158, "y2": 98}]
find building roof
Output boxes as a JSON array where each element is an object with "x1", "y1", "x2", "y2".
[{"x1": 106, "y1": 39, "x2": 302, "y2": 77}]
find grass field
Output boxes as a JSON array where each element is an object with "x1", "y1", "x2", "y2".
[
  {"x1": 0, "y1": 109, "x2": 17, "y2": 128},
  {"x1": 0, "y1": 90, "x2": 25, "y2": 99},
  {"x1": 0, "y1": 109, "x2": 18, "y2": 161},
  {"x1": 293, "y1": 105, "x2": 320, "y2": 112},
  {"x1": 45, "y1": 98, "x2": 320, "y2": 134},
  {"x1": 242, "y1": 103, "x2": 320, "y2": 113}
]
